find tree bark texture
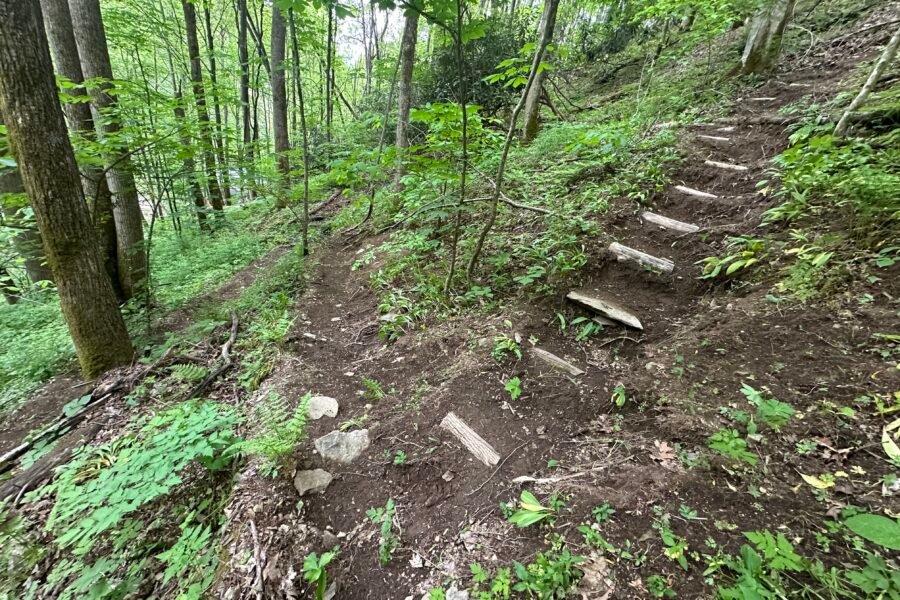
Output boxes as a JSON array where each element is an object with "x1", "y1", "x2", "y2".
[
  {"x1": 271, "y1": 4, "x2": 291, "y2": 208},
  {"x1": 41, "y1": 0, "x2": 122, "y2": 300},
  {"x1": 395, "y1": 10, "x2": 419, "y2": 151},
  {"x1": 68, "y1": 0, "x2": 146, "y2": 299},
  {"x1": 175, "y1": 87, "x2": 210, "y2": 232},
  {"x1": 203, "y1": 3, "x2": 232, "y2": 203},
  {"x1": 237, "y1": 0, "x2": 251, "y2": 160},
  {"x1": 739, "y1": 0, "x2": 796, "y2": 75},
  {"x1": 0, "y1": 0, "x2": 133, "y2": 377},
  {"x1": 521, "y1": 0, "x2": 560, "y2": 142}
]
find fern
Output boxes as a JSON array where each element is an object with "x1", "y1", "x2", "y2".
[
  {"x1": 169, "y1": 363, "x2": 208, "y2": 383},
  {"x1": 245, "y1": 391, "x2": 311, "y2": 477}
]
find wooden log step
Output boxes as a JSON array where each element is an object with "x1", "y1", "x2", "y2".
[
  {"x1": 608, "y1": 242, "x2": 675, "y2": 273},
  {"x1": 716, "y1": 126, "x2": 736, "y2": 133},
  {"x1": 566, "y1": 291, "x2": 643, "y2": 330},
  {"x1": 531, "y1": 348, "x2": 585, "y2": 376},
  {"x1": 675, "y1": 185, "x2": 718, "y2": 199},
  {"x1": 696, "y1": 134, "x2": 731, "y2": 143},
  {"x1": 748, "y1": 97, "x2": 777, "y2": 101},
  {"x1": 642, "y1": 211, "x2": 700, "y2": 234},
  {"x1": 704, "y1": 159, "x2": 749, "y2": 172},
  {"x1": 440, "y1": 412, "x2": 500, "y2": 466}
]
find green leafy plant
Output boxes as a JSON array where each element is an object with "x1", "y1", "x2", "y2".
[
  {"x1": 507, "y1": 490, "x2": 555, "y2": 528},
  {"x1": 654, "y1": 510, "x2": 689, "y2": 570},
  {"x1": 646, "y1": 574, "x2": 676, "y2": 598},
  {"x1": 611, "y1": 383, "x2": 628, "y2": 408},
  {"x1": 470, "y1": 562, "x2": 512, "y2": 599},
  {"x1": 741, "y1": 383, "x2": 795, "y2": 431},
  {"x1": 366, "y1": 498, "x2": 399, "y2": 565},
  {"x1": 504, "y1": 376, "x2": 522, "y2": 401},
  {"x1": 244, "y1": 391, "x2": 310, "y2": 477},
  {"x1": 362, "y1": 377, "x2": 386, "y2": 400},
  {"x1": 699, "y1": 237, "x2": 766, "y2": 279},
  {"x1": 512, "y1": 548, "x2": 584, "y2": 598},
  {"x1": 708, "y1": 429, "x2": 758, "y2": 465},
  {"x1": 592, "y1": 502, "x2": 616, "y2": 523},
  {"x1": 392, "y1": 449, "x2": 408, "y2": 466},
  {"x1": 844, "y1": 513, "x2": 900, "y2": 550},
  {"x1": 492, "y1": 335, "x2": 522, "y2": 362},
  {"x1": 303, "y1": 548, "x2": 339, "y2": 600}
]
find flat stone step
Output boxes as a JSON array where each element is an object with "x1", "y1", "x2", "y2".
[
  {"x1": 566, "y1": 291, "x2": 643, "y2": 330},
  {"x1": 704, "y1": 159, "x2": 749, "y2": 172},
  {"x1": 608, "y1": 242, "x2": 675, "y2": 273},
  {"x1": 696, "y1": 134, "x2": 731, "y2": 143},
  {"x1": 531, "y1": 348, "x2": 585, "y2": 376},
  {"x1": 642, "y1": 211, "x2": 700, "y2": 234},
  {"x1": 675, "y1": 185, "x2": 718, "y2": 199}
]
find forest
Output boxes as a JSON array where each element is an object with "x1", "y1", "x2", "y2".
[{"x1": 1, "y1": 0, "x2": 899, "y2": 597}]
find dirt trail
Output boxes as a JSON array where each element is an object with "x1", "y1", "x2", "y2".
[{"x1": 214, "y1": 33, "x2": 900, "y2": 598}]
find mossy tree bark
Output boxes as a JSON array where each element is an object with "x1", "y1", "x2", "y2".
[
  {"x1": 394, "y1": 9, "x2": 419, "y2": 185},
  {"x1": 68, "y1": 0, "x2": 147, "y2": 300},
  {"x1": 0, "y1": 0, "x2": 133, "y2": 378},
  {"x1": 271, "y1": 5, "x2": 291, "y2": 209},
  {"x1": 738, "y1": 0, "x2": 796, "y2": 75},
  {"x1": 40, "y1": 0, "x2": 123, "y2": 301}
]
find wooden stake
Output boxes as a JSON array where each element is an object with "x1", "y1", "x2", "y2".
[
  {"x1": 531, "y1": 348, "x2": 585, "y2": 376},
  {"x1": 696, "y1": 134, "x2": 731, "y2": 143}
]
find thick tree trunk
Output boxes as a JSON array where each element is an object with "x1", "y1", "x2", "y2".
[
  {"x1": 203, "y1": 3, "x2": 232, "y2": 204},
  {"x1": 68, "y1": 0, "x2": 147, "y2": 300},
  {"x1": 395, "y1": 10, "x2": 419, "y2": 152},
  {"x1": 0, "y1": 0, "x2": 133, "y2": 378},
  {"x1": 1, "y1": 168, "x2": 55, "y2": 284},
  {"x1": 40, "y1": 0, "x2": 122, "y2": 300},
  {"x1": 739, "y1": 0, "x2": 796, "y2": 75},
  {"x1": 521, "y1": 0, "x2": 560, "y2": 142},
  {"x1": 271, "y1": 5, "x2": 291, "y2": 209},
  {"x1": 182, "y1": 0, "x2": 225, "y2": 217}
]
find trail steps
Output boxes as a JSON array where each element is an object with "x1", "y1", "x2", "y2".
[
  {"x1": 704, "y1": 159, "x2": 749, "y2": 172},
  {"x1": 642, "y1": 211, "x2": 700, "y2": 233},
  {"x1": 696, "y1": 134, "x2": 731, "y2": 143},
  {"x1": 608, "y1": 242, "x2": 675, "y2": 273},
  {"x1": 675, "y1": 185, "x2": 718, "y2": 199},
  {"x1": 566, "y1": 291, "x2": 643, "y2": 330}
]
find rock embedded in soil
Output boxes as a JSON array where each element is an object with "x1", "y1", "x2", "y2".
[
  {"x1": 308, "y1": 395, "x2": 339, "y2": 420},
  {"x1": 293, "y1": 469, "x2": 333, "y2": 496},
  {"x1": 314, "y1": 429, "x2": 370, "y2": 463}
]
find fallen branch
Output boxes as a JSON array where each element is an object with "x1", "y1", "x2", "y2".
[
  {"x1": 185, "y1": 310, "x2": 239, "y2": 400},
  {"x1": 835, "y1": 23, "x2": 900, "y2": 137}
]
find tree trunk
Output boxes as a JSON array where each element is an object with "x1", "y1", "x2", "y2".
[
  {"x1": 68, "y1": 0, "x2": 147, "y2": 300},
  {"x1": 521, "y1": 0, "x2": 560, "y2": 142},
  {"x1": 237, "y1": 0, "x2": 251, "y2": 170},
  {"x1": 289, "y1": 10, "x2": 310, "y2": 254},
  {"x1": 0, "y1": 0, "x2": 133, "y2": 378},
  {"x1": 271, "y1": 4, "x2": 290, "y2": 209},
  {"x1": 40, "y1": 0, "x2": 122, "y2": 301},
  {"x1": 175, "y1": 86, "x2": 210, "y2": 232},
  {"x1": 835, "y1": 24, "x2": 900, "y2": 137},
  {"x1": 203, "y1": 2, "x2": 232, "y2": 204},
  {"x1": 739, "y1": 0, "x2": 796, "y2": 75},
  {"x1": 325, "y1": 4, "x2": 334, "y2": 144},
  {"x1": 1, "y1": 167, "x2": 55, "y2": 284},
  {"x1": 182, "y1": 0, "x2": 225, "y2": 218},
  {"x1": 395, "y1": 9, "x2": 419, "y2": 159}
]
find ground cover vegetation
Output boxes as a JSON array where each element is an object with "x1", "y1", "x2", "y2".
[{"x1": 0, "y1": 0, "x2": 899, "y2": 597}]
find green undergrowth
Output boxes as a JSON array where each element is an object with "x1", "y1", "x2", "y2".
[
  {"x1": 699, "y1": 70, "x2": 900, "y2": 301},
  {"x1": 0, "y1": 199, "x2": 293, "y2": 417},
  {"x1": 347, "y1": 49, "x2": 736, "y2": 341}
]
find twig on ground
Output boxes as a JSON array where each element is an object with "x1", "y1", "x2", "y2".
[
  {"x1": 466, "y1": 440, "x2": 528, "y2": 496},
  {"x1": 185, "y1": 310, "x2": 239, "y2": 399}
]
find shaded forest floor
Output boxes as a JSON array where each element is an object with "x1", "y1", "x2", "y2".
[{"x1": 2, "y1": 6, "x2": 900, "y2": 600}]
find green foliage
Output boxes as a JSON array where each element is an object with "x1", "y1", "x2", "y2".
[
  {"x1": 844, "y1": 513, "x2": 900, "y2": 551},
  {"x1": 654, "y1": 510, "x2": 689, "y2": 570},
  {"x1": 470, "y1": 562, "x2": 512, "y2": 599},
  {"x1": 646, "y1": 574, "x2": 676, "y2": 598},
  {"x1": 504, "y1": 376, "x2": 522, "y2": 401},
  {"x1": 507, "y1": 490, "x2": 555, "y2": 528},
  {"x1": 244, "y1": 391, "x2": 310, "y2": 478},
  {"x1": 512, "y1": 548, "x2": 584, "y2": 599},
  {"x1": 362, "y1": 377, "x2": 386, "y2": 400},
  {"x1": 303, "y1": 548, "x2": 339, "y2": 600},
  {"x1": 0, "y1": 500, "x2": 43, "y2": 598},
  {"x1": 699, "y1": 237, "x2": 766, "y2": 280},
  {"x1": 592, "y1": 502, "x2": 616, "y2": 523},
  {"x1": 492, "y1": 335, "x2": 521, "y2": 362},
  {"x1": 708, "y1": 429, "x2": 758, "y2": 465},
  {"x1": 740, "y1": 383, "x2": 795, "y2": 431},
  {"x1": 366, "y1": 498, "x2": 398, "y2": 566},
  {"x1": 45, "y1": 400, "x2": 240, "y2": 556},
  {"x1": 611, "y1": 383, "x2": 628, "y2": 408}
]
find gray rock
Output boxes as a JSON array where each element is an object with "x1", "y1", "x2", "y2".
[
  {"x1": 293, "y1": 469, "x2": 333, "y2": 496},
  {"x1": 314, "y1": 429, "x2": 370, "y2": 464},
  {"x1": 446, "y1": 588, "x2": 469, "y2": 600},
  {"x1": 308, "y1": 395, "x2": 339, "y2": 420}
]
